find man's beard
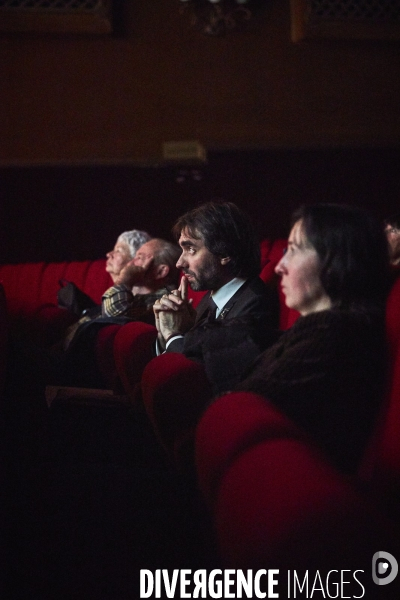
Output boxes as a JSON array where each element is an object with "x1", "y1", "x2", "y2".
[{"x1": 185, "y1": 255, "x2": 224, "y2": 291}]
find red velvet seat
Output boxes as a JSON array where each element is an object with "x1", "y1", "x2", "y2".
[
  {"x1": 113, "y1": 321, "x2": 158, "y2": 404},
  {"x1": 258, "y1": 238, "x2": 286, "y2": 284},
  {"x1": 0, "y1": 259, "x2": 111, "y2": 321},
  {"x1": 376, "y1": 342, "x2": 400, "y2": 500},
  {"x1": 141, "y1": 353, "x2": 212, "y2": 468},
  {"x1": 359, "y1": 275, "x2": 400, "y2": 503},
  {"x1": 0, "y1": 283, "x2": 8, "y2": 399},
  {"x1": 259, "y1": 238, "x2": 300, "y2": 330},
  {"x1": 385, "y1": 275, "x2": 400, "y2": 361},
  {"x1": 193, "y1": 280, "x2": 400, "y2": 586},
  {"x1": 196, "y1": 392, "x2": 305, "y2": 506},
  {"x1": 0, "y1": 262, "x2": 49, "y2": 318},
  {"x1": 0, "y1": 258, "x2": 114, "y2": 385},
  {"x1": 95, "y1": 324, "x2": 125, "y2": 392},
  {"x1": 195, "y1": 392, "x2": 399, "y2": 594}
]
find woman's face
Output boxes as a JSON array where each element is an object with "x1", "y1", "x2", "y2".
[
  {"x1": 105, "y1": 241, "x2": 132, "y2": 281},
  {"x1": 275, "y1": 219, "x2": 332, "y2": 316}
]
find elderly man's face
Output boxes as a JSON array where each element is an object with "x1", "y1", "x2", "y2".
[
  {"x1": 105, "y1": 241, "x2": 131, "y2": 280},
  {"x1": 385, "y1": 224, "x2": 400, "y2": 264},
  {"x1": 131, "y1": 240, "x2": 159, "y2": 270}
]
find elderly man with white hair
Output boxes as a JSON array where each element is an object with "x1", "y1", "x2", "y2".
[
  {"x1": 58, "y1": 229, "x2": 152, "y2": 317},
  {"x1": 64, "y1": 232, "x2": 181, "y2": 348},
  {"x1": 105, "y1": 229, "x2": 152, "y2": 283},
  {"x1": 11, "y1": 228, "x2": 181, "y2": 388}
]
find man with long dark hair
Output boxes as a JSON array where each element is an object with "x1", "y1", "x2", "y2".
[{"x1": 154, "y1": 201, "x2": 278, "y2": 394}]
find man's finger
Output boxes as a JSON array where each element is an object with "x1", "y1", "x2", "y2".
[
  {"x1": 178, "y1": 278, "x2": 184, "y2": 296},
  {"x1": 180, "y1": 276, "x2": 188, "y2": 301},
  {"x1": 157, "y1": 296, "x2": 180, "y2": 311}
]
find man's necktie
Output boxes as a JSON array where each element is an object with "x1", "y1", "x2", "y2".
[{"x1": 207, "y1": 297, "x2": 218, "y2": 323}]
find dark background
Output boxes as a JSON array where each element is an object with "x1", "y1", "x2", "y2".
[
  {"x1": 1, "y1": 1, "x2": 399, "y2": 265},
  {"x1": 0, "y1": 148, "x2": 400, "y2": 263},
  {"x1": 1, "y1": 146, "x2": 399, "y2": 263}
]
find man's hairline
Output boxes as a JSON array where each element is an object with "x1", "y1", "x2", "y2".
[
  {"x1": 177, "y1": 225, "x2": 236, "y2": 264},
  {"x1": 178, "y1": 227, "x2": 213, "y2": 255},
  {"x1": 178, "y1": 225, "x2": 204, "y2": 242}
]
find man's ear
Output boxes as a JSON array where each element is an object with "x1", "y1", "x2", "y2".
[
  {"x1": 220, "y1": 256, "x2": 231, "y2": 266},
  {"x1": 155, "y1": 264, "x2": 169, "y2": 279}
]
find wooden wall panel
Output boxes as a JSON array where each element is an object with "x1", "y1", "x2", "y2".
[{"x1": 0, "y1": 0, "x2": 399, "y2": 165}]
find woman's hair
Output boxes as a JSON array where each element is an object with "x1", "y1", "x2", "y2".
[
  {"x1": 292, "y1": 203, "x2": 390, "y2": 309},
  {"x1": 117, "y1": 230, "x2": 152, "y2": 258},
  {"x1": 172, "y1": 201, "x2": 260, "y2": 278}
]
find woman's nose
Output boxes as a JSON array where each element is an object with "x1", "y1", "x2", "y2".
[{"x1": 275, "y1": 253, "x2": 287, "y2": 275}]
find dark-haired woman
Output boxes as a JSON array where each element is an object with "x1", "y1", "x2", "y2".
[{"x1": 236, "y1": 204, "x2": 390, "y2": 474}]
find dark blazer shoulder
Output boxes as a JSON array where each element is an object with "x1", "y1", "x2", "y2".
[
  {"x1": 226, "y1": 277, "x2": 271, "y2": 319},
  {"x1": 242, "y1": 276, "x2": 269, "y2": 297}
]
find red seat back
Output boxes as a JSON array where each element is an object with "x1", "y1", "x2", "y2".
[
  {"x1": 113, "y1": 321, "x2": 158, "y2": 403},
  {"x1": 0, "y1": 283, "x2": 8, "y2": 398},
  {"x1": 95, "y1": 324, "x2": 125, "y2": 392},
  {"x1": 142, "y1": 353, "x2": 212, "y2": 468},
  {"x1": 0, "y1": 259, "x2": 112, "y2": 320},
  {"x1": 195, "y1": 392, "x2": 398, "y2": 580},
  {"x1": 259, "y1": 239, "x2": 300, "y2": 330},
  {"x1": 196, "y1": 391, "x2": 304, "y2": 506},
  {"x1": 358, "y1": 276, "x2": 400, "y2": 503},
  {"x1": 378, "y1": 345, "x2": 400, "y2": 494},
  {"x1": 385, "y1": 276, "x2": 400, "y2": 360}
]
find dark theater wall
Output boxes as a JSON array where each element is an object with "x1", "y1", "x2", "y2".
[
  {"x1": 0, "y1": 1, "x2": 399, "y2": 164},
  {"x1": 1, "y1": 147, "x2": 399, "y2": 263},
  {"x1": 0, "y1": 1, "x2": 399, "y2": 262}
]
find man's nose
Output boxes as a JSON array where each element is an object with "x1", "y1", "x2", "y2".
[{"x1": 176, "y1": 253, "x2": 185, "y2": 269}]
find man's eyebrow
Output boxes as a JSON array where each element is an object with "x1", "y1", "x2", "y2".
[{"x1": 180, "y1": 239, "x2": 198, "y2": 248}]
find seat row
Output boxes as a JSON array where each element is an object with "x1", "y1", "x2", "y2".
[
  {"x1": 1, "y1": 245, "x2": 400, "y2": 591},
  {"x1": 137, "y1": 277, "x2": 400, "y2": 596},
  {"x1": 0, "y1": 239, "x2": 297, "y2": 391}
]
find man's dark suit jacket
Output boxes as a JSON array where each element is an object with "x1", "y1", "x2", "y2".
[{"x1": 166, "y1": 276, "x2": 279, "y2": 395}]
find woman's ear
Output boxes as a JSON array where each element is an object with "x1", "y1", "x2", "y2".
[{"x1": 220, "y1": 256, "x2": 231, "y2": 266}]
